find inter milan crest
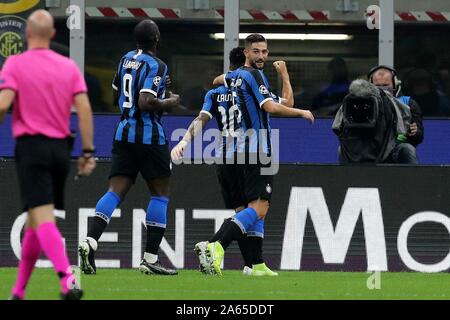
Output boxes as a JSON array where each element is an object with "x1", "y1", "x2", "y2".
[{"x1": 0, "y1": 15, "x2": 26, "y2": 66}]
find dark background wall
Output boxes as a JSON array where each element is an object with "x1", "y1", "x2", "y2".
[{"x1": 1, "y1": 161, "x2": 449, "y2": 271}]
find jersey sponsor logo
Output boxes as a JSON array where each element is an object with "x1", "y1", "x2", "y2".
[
  {"x1": 0, "y1": 0, "x2": 40, "y2": 14},
  {"x1": 259, "y1": 85, "x2": 269, "y2": 95},
  {"x1": 0, "y1": 15, "x2": 26, "y2": 65},
  {"x1": 122, "y1": 59, "x2": 142, "y2": 70},
  {"x1": 266, "y1": 184, "x2": 272, "y2": 194},
  {"x1": 234, "y1": 78, "x2": 242, "y2": 87},
  {"x1": 153, "y1": 76, "x2": 162, "y2": 87},
  {"x1": 216, "y1": 93, "x2": 232, "y2": 103}
]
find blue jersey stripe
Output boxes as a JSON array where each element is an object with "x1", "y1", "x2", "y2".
[
  {"x1": 231, "y1": 67, "x2": 274, "y2": 155},
  {"x1": 113, "y1": 50, "x2": 168, "y2": 145}
]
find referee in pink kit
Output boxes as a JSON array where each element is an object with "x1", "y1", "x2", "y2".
[{"x1": 0, "y1": 10, "x2": 95, "y2": 300}]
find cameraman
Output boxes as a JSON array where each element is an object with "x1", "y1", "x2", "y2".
[
  {"x1": 368, "y1": 65, "x2": 423, "y2": 163},
  {"x1": 333, "y1": 78, "x2": 417, "y2": 164}
]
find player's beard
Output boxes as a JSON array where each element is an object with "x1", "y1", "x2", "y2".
[{"x1": 250, "y1": 59, "x2": 265, "y2": 70}]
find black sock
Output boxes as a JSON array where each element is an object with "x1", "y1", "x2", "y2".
[
  {"x1": 209, "y1": 218, "x2": 232, "y2": 242},
  {"x1": 218, "y1": 219, "x2": 245, "y2": 250},
  {"x1": 237, "y1": 235, "x2": 253, "y2": 268},
  {"x1": 145, "y1": 226, "x2": 165, "y2": 255},
  {"x1": 87, "y1": 217, "x2": 108, "y2": 242},
  {"x1": 248, "y1": 237, "x2": 264, "y2": 265}
]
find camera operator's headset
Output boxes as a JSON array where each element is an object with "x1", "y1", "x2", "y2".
[{"x1": 367, "y1": 65, "x2": 402, "y2": 97}]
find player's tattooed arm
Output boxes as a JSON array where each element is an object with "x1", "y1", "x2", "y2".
[
  {"x1": 171, "y1": 113, "x2": 210, "y2": 161},
  {"x1": 185, "y1": 112, "x2": 210, "y2": 142},
  {"x1": 0, "y1": 89, "x2": 15, "y2": 123},
  {"x1": 138, "y1": 91, "x2": 180, "y2": 112},
  {"x1": 273, "y1": 61, "x2": 294, "y2": 108},
  {"x1": 212, "y1": 74, "x2": 225, "y2": 87}
]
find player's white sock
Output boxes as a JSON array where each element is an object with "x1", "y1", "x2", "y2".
[{"x1": 143, "y1": 252, "x2": 158, "y2": 264}]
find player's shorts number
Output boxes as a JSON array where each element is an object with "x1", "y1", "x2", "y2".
[
  {"x1": 122, "y1": 74, "x2": 133, "y2": 109},
  {"x1": 218, "y1": 105, "x2": 242, "y2": 137}
]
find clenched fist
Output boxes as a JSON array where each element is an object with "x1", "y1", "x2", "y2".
[{"x1": 273, "y1": 60, "x2": 288, "y2": 75}]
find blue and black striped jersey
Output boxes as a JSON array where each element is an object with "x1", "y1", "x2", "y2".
[
  {"x1": 112, "y1": 49, "x2": 168, "y2": 145},
  {"x1": 226, "y1": 66, "x2": 280, "y2": 155},
  {"x1": 200, "y1": 81, "x2": 241, "y2": 158}
]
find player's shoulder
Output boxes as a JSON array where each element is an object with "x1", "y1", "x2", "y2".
[
  {"x1": 206, "y1": 87, "x2": 220, "y2": 98},
  {"x1": 213, "y1": 83, "x2": 229, "y2": 93},
  {"x1": 239, "y1": 66, "x2": 265, "y2": 80},
  {"x1": 226, "y1": 69, "x2": 239, "y2": 78},
  {"x1": 141, "y1": 53, "x2": 167, "y2": 69}
]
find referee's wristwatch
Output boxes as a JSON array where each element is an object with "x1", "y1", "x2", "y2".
[{"x1": 82, "y1": 148, "x2": 96, "y2": 159}]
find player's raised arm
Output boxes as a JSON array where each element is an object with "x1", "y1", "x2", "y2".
[
  {"x1": 273, "y1": 60, "x2": 294, "y2": 108},
  {"x1": 212, "y1": 74, "x2": 226, "y2": 86}
]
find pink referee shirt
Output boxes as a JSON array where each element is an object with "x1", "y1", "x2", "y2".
[{"x1": 0, "y1": 48, "x2": 87, "y2": 138}]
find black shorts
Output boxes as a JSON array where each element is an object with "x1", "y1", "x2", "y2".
[
  {"x1": 109, "y1": 141, "x2": 171, "y2": 183},
  {"x1": 216, "y1": 163, "x2": 274, "y2": 209},
  {"x1": 216, "y1": 164, "x2": 246, "y2": 209},
  {"x1": 15, "y1": 135, "x2": 71, "y2": 211}
]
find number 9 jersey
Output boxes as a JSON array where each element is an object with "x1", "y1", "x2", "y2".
[{"x1": 112, "y1": 49, "x2": 168, "y2": 145}]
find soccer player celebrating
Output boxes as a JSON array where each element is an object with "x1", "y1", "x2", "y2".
[
  {"x1": 78, "y1": 19, "x2": 180, "y2": 276},
  {"x1": 197, "y1": 34, "x2": 313, "y2": 276},
  {"x1": 172, "y1": 48, "x2": 297, "y2": 276},
  {"x1": 0, "y1": 10, "x2": 96, "y2": 300}
]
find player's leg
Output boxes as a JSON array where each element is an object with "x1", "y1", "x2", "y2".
[
  {"x1": 10, "y1": 138, "x2": 42, "y2": 300},
  {"x1": 11, "y1": 136, "x2": 79, "y2": 300},
  {"x1": 196, "y1": 164, "x2": 251, "y2": 275},
  {"x1": 15, "y1": 137, "x2": 81, "y2": 299},
  {"x1": 244, "y1": 166, "x2": 278, "y2": 276},
  {"x1": 79, "y1": 141, "x2": 137, "y2": 274},
  {"x1": 10, "y1": 217, "x2": 41, "y2": 300},
  {"x1": 29, "y1": 205, "x2": 81, "y2": 299},
  {"x1": 205, "y1": 163, "x2": 274, "y2": 275},
  {"x1": 139, "y1": 144, "x2": 177, "y2": 275},
  {"x1": 139, "y1": 176, "x2": 177, "y2": 275},
  {"x1": 79, "y1": 176, "x2": 133, "y2": 274},
  {"x1": 204, "y1": 199, "x2": 264, "y2": 275},
  {"x1": 206, "y1": 164, "x2": 240, "y2": 245}
]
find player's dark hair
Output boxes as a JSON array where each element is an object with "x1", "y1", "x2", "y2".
[
  {"x1": 134, "y1": 19, "x2": 160, "y2": 52},
  {"x1": 244, "y1": 34, "x2": 266, "y2": 48},
  {"x1": 229, "y1": 47, "x2": 245, "y2": 70}
]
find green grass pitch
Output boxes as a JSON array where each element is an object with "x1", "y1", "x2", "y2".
[{"x1": 1, "y1": 268, "x2": 449, "y2": 300}]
